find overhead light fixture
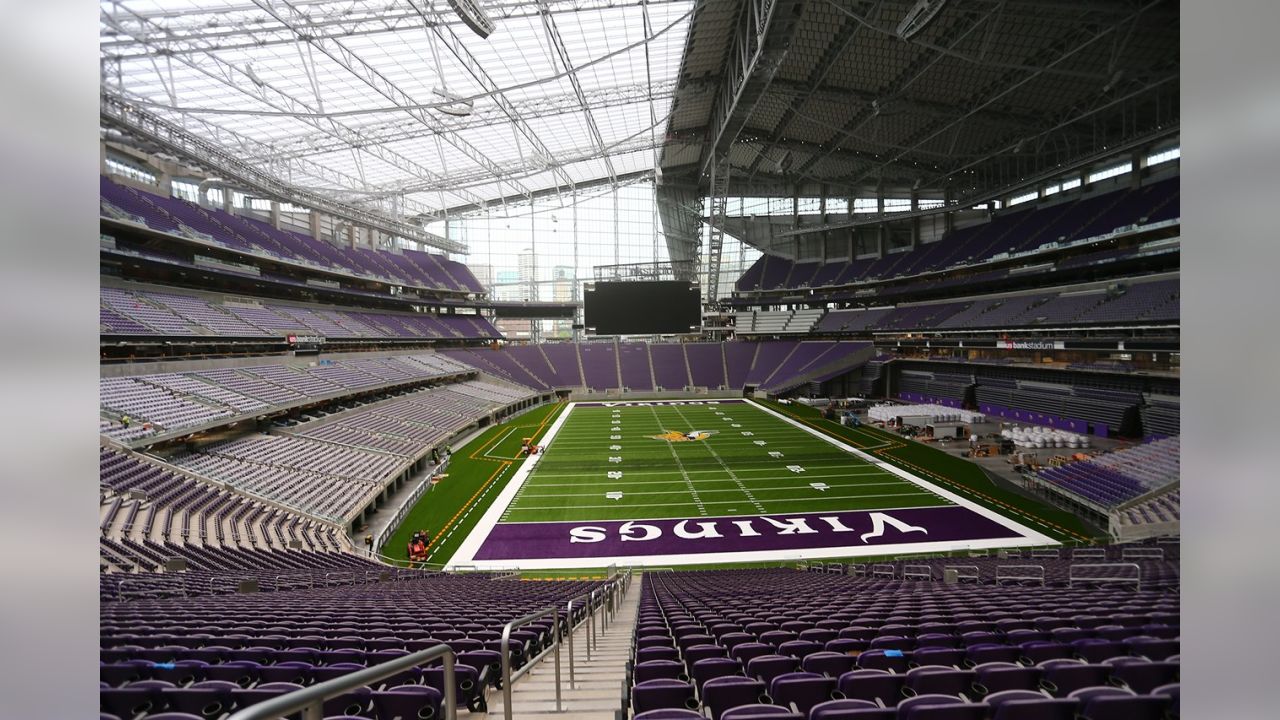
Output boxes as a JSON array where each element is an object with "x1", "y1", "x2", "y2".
[
  {"x1": 448, "y1": 0, "x2": 495, "y2": 39},
  {"x1": 1102, "y1": 70, "x2": 1125, "y2": 93},
  {"x1": 897, "y1": 0, "x2": 949, "y2": 41},
  {"x1": 244, "y1": 62, "x2": 264, "y2": 87},
  {"x1": 432, "y1": 88, "x2": 473, "y2": 117}
]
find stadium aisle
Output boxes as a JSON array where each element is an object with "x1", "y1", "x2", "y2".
[{"x1": 487, "y1": 576, "x2": 642, "y2": 720}]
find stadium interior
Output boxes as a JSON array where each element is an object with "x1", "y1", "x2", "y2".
[{"x1": 98, "y1": 1, "x2": 1181, "y2": 719}]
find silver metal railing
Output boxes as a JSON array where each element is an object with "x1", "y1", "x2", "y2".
[
  {"x1": 501, "y1": 607, "x2": 562, "y2": 720},
  {"x1": 566, "y1": 589, "x2": 597, "y2": 688},
  {"x1": 995, "y1": 564, "x2": 1046, "y2": 587},
  {"x1": 943, "y1": 565, "x2": 981, "y2": 584},
  {"x1": 902, "y1": 564, "x2": 933, "y2": 581},
  {"x1": 1069, "y1": 562, "x2": 1143, "y2": 591},
  {"x1": 225, "y1": 644, "x2": 457, "y2": 720}
]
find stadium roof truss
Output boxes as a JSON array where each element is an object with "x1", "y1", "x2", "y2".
[
  {"x1": 100, "y1": 0, "x2": 699, "y2": 235},
  {"x1": 651, "y1": 0, "x2": 1178, "y2": 282}
]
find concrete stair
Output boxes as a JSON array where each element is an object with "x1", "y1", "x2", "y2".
[{"x1": 483, "y1": 575, "x2": 641, "y2": 720}]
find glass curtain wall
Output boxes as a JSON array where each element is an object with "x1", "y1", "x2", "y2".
[{"x1": 434, "y1": 181, "x2": 667, "y2": 339}]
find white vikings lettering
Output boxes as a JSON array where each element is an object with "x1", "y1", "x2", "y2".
[
  {"x1": 860, "y1": 512, "x2": 928, "y2": 543},
  {"x1": 619, "y1": 521, "x2": 661, "y2": 542},
  {"x1": 758, "y1": 516, "x2": 819, "y2": 535},
  {"x1": 674, "y1": 520, "x2": 724, "y2": 539},
  {"x1": 569, "y1": 526, "x2": 607, "y2": 543},
  {"x1": 819, "y1": 515, "x2": 856, "y2": 532},
  {"x1": 564, "y1": 512, "x2": 932, "y2": 545}
]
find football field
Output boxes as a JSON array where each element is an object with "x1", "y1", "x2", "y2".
[{"x1": 450, "y1": 399, "x2": 1054, "y2": 568}]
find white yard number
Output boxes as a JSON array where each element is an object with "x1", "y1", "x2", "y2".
[
  {"x1": 609, "y1": 456, "x2": 622, "y2": 463},
  {"x1": 809, "y1": 482, "x2": 829, "y2": 491},
  {"x1": 611, "y1": 426, "x2": 621, "y2": 432},
  {"x1": 607, "y1": 471, "x2": 623, "y2": 480},
  {"x1": 731, "y1": 423, "x2": 742, "y2": 428},
  {"x1": 741, "y1": 431, "x2": 754, "y2": 437},
  {"x1": 753, "y1": 440, "x2": 767, "y2": 446},
  {"x1": 610, "y1": 435, "x2": 621, "y2": 440},
  {"x1": 605, "y1": 491, "x2": 624, "y2": 500},
  {"x1": 768, "y1": 451, "x2": 784, "y2": 458},
  {"x1": 787, "y1": 464, "x2": 806, "y2": 473},
  {"x1": 609, "y1": 444, "x2": 622, "y2": 451}
]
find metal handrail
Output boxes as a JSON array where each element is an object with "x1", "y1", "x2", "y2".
[
  {"x1": 225, "y1": 643, "x2": 457, "y2": 720},
  {"x1": 995, "y1": 564, "x2": 1046, "y2": 587},
  {"x1": 902, "y1": 564, "x2": 933, "y2": 581},
  {"x1": 565, "y1": 589, "x2": 596, "y2": 687},
  {"x1": 501, "y1": 606, "x2": 562, "y2": 720},
  {"x1": 943, "y1": 565, "x2": 981, "y2": 583},
  {"x1": 1069, "y1": 562, "x2": 1143, "y2": 591}
]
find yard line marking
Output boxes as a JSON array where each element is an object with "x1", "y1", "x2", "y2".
[
  {"x1": 671, "y1": 404, "x2": 766, "y2": 514},
  {"x1": 523, "y1": 476, "x2": 911, "y2": 488},
  {"x1": 504, "y1": 492, "x2": 936, "y2": 512},
  {"x1": 647, "y1": 405, "x2": 707, "y2": 516}
]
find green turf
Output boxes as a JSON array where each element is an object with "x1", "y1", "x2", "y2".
[
  {"x1": 382, "y1": 402, "x2": 565, "y2": 565},
  {"x1": 396, "y1": 398, "x2": 1099, "y2": 569},
  {"x1": 499, "y1": 401, "x2": 953, "y2": 524},
  {"x1": 755, "y1": 400, "x2": 1101, "y2": 543}
]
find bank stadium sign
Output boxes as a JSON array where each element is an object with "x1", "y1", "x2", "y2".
[
  {"x1": 286, "y1": 334, "x2": 325, "y2": 345},
  {"x1": 999, "y1": 339, "x2": 1064, "y2": 350}
]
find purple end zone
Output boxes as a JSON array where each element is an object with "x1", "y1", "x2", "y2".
[
  {"x1": 473, "y1": 506, "x2": 1025, "y2": 561},
  {"x1": 572, "y1": 399, "x2": 749, "y2": 407}
]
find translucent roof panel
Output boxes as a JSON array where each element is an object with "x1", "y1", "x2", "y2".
[{"x1": 101, "y1": 0, "x2": 695, "y2": 215}]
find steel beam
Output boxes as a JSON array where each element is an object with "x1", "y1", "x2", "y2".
[
  {"x1": 413, "y1": 0, "x2": 578, "y2": 192},
  {"x1": 538, "y1": 1, "x2": 617, "y2": 183},
  {"x1": 101, "y1": 95, "x2": 463, "y2": 253},
  {"x1": 102, "y1": 0, "x2": 691, "y2": 59},
  {"x1": 699, "y1": 0, "x2": 804, "y2": 177},
  {"x1": 249, "y1": 0, "x2": 532, "y2": 203},
  {"x1": 101, "y1": 5, "x2": 493, "y2": 213}
]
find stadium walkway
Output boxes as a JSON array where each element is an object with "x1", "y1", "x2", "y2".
[{"x1": 486, "y1": 575, "x2": 641, "y2": 720}]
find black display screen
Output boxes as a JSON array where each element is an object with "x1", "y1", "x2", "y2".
[{"x1": 583, "y1": 281, "x2": 701, "y2": 335}]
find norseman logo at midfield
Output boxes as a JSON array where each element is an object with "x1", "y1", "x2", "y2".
[{"x1": 650, "y1": 429, "x2": 719, "y2": 442}]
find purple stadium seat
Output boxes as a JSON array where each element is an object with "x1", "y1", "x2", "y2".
[
  {"x1": 371, "y1": 685, "x2": 444, "y2": 720},
  {"x1": 701, "y1": 676, "x2": 767, "y2": 720},
  {"x1": 719, "y1": 703, "x2": 805, "y2": 720},
  {"x1": 632, "y1": 679, "x2": 698, "y2": 715}
]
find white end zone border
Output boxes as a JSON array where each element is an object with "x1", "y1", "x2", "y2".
[
  {"x1": 448, "y1": 399, "x2": 1057, "y2": 570},
  {"x1": 448, "y1": 400, "x2": 580, "y2": 568}
]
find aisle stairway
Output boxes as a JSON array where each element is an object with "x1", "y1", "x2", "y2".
[{"x1": 485, "y1": 574, "x2": 642, "y2": 720}]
